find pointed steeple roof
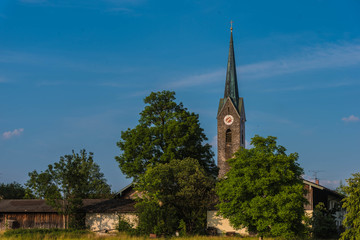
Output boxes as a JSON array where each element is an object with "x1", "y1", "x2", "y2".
[
  {"x1": 217, "y1": 24, "x2": 245, "y2": 118},
  {"x1": 223, "y1": 27, "x2": 239, "y2": 108}
]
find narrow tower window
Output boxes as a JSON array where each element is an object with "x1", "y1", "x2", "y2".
[{"x1": 226, "y1": 129, "x2": 232, "y2": 143}]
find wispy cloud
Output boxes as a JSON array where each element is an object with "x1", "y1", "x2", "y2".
[
  {"x1": 167, "y1": 69, "x2": 224, "y2": 89},
  {"x1": 305, "y1": 177, "x2": 340, "y2": 190},
  {"x1": 2, "y1": 128, "x2": 24, "y2": 139},
  {"x1": 342, "y1": 115, "x2": 359, "y2": 123},
  {"x1": 210, "y1": 135, "x2": 217, "y2": 148},
  {"x1": 105, "y1": 7, "x2": 132, "y2": 13},
  {"x1": 249, "y1": 111, "x2": 298, "y2": 128},
  {"x1": 19, "y1": 0, "x2": 47, "y2": 3},
  {"x1": 169, "y1": 40, "x2": 360, "y2": 89},
  {"x1": 245, "y1": 140, "x2": 253, "y2": 149},
  {"x1": 18, "y1": 0, "x2": 144, "y2": 12},
  {"x1": 0, "y1": 50, "x2": 138, "y2": 76},
  {"x1": 240, "y1": 41, "x2": 360, "y2": 80},
  {"x1": 263, "y1": 80, "x2": 359, "y2": 92}
]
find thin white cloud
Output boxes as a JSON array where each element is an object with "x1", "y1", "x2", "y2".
[
  {"x1": 245, "y1": 140, "x2": 253, "y2": 149},
  {"x1": 210, "y1": 135, "x2": 217, "y2": 148},
  {"x1": 19, "y1": 0, "x2": 46, "y2": 3},
  {"x1": 105, "y1": 7, "x2": 132, "y2": 13},
  {"x1": 18, "y1": 0, "x2": 144, "y2": 9},
  {"x1": 305, "y1": 177, "x2": 340, "y2": 190},
  {"x1": 240, "y1": 41, "x2": 360, "y2": 80},
  {"x1": 169, "y1": 40, "x2": 360, "y2": 89},
  {"x1": 2, "y1": 128, "x2": 24, "y2": 139},
  {"x1": 168, "y1": 69, "x2": 224, "y2": 89},
  {"x1": 263, "y1": 80, "x2": 358, "y2": 92},
  {"x1": 342, "y1": 115, "x2": 359, "y2": 123}
]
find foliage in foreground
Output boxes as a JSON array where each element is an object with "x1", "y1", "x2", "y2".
[
  {"x1": 25, "y1": 149, "x2": 112, "y2": 228},
  {"x1": 115, "y1": 90, "x2": 218, "y2": 181},
  {"x1": 0, "y1": 229, "x2": 303, "y2": 240},
  {"x1": 217, "y1": 135, "x2": 307, "y2": 240},
  {"x1": 2, "y1": 228, "x2": 91, "y2": 239},
  {"x1": 341, "y1": 172, "x2": 360, "y2": 240},
  {"x1": 135, "y1": 158, "x2": 216, "y2": 236},
  {"x1": 311, "y1": 203, "x2": 338, "y2": 239}
]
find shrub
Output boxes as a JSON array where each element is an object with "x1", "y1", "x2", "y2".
[{"x1": 311, "y1": 202, "x2": 338, "y2": 239}]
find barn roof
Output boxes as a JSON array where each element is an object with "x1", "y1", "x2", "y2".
[
  {"x1": 0, "y1": 199, "x2": 121, "y2": 213},
  {"x1": 0, "y1": 199, "x2": 55, "y2": 213},
  {"x1": 82, "y1": 199, "x2": 136, "y2": 213}
]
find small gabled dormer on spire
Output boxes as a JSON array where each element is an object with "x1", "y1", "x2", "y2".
[{"x1": 224, "y1": 21, "x2": 239, "y2": 109}]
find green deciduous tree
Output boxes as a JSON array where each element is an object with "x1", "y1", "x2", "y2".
[
  {"x1": 135, "y1": 158, "x2": 216, "y2": 236},
  {"x1": 341, "y1": 173, "x2": 360, "y2": 240},
  {"x1": 216, "y1": 135, "x2": 307, "y2": 239},
  {"x1": 311, "y1": 202, "x2": 338, "y2": 239},
  {"x1": 26, "y1": 149, "x2": 111, "y2": 228},
  {"x1": 0, "y1": 182, "x2": 26, "y2": 199},
  {"x1": 115, "y1": 91, "x2": 217, "y2": 180}
]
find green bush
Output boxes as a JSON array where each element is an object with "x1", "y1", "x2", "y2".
[
  {"x1": 311, "y1": 203, "x2": 338, "y2": 239},
  {"x1": 117, "y1": 215, "x2": 137, "y2": 236}
]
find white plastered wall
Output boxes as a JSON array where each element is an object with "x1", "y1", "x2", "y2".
[
  {"x1": 207, "y1": 211, "x2": 248, "y2": 236},
  {"x1": 85, "y1": 213, "x2": 138, "y2": 232}
]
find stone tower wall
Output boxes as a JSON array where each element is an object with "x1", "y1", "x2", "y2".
[{"x1": 217, "y1": 99, "x2": 244, "y2": 178}]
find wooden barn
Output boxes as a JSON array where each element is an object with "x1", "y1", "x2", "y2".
[
  {"x1": 0, "y1": 199, "x2": 106, "y2": 230},
  {"x1": 0, "y1": 199, "x2": 64, "y2": 230}
]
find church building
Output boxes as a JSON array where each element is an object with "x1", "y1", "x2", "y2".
[{"x1": 208, "y1": 26, "x2": 344, "y2": 235}]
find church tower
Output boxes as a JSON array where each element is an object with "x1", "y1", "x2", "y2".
[{"x1": 217, "y1": 25, "x2": 246, "y2": 178}]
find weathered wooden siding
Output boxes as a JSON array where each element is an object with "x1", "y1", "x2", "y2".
[
  {"x1": 0, "y1": 213, "x2": 64, "y2": 229},
  {"x1": 304, "y1": 184, "x2": 313, "y2": 210}
]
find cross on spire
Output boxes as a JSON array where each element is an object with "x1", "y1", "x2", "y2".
[{"x1": 230, "y1": 20, "x2": 233, "y2": 32}]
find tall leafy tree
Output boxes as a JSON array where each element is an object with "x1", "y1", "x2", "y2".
[
  {"x1": 216, "y1": 135, "x2": 306, "y2": 239},
  {"x1": 341, "y1": 173, "x2": 360, "y2": 240},
  {"x1": 135, "y1": 158, "x2": 216, "y2": 236},
  {"x1": 0, "y1": 182, "x2": 26, "y2": 199},
  {"x1": 115, "y1": 90, "x2": 217, "y2": 180},
  {"x1": 26, "y1": 149, "x2": 111, "y2": 228}
]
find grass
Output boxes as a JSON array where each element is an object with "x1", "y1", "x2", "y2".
[{"x1": 0, "y1": 230, "x2": 338, "y2": 240}]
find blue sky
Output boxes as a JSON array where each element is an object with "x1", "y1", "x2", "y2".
[{"x1": 0, "y1": 0, "x2": 359, "y2": 191}]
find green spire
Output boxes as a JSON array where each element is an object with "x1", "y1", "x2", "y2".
[{"x1": 224, "y1": 27, "x2": 239, "y2": 106}]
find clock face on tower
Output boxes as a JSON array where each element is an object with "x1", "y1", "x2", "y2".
[{"x1": 224, "y1": 115, "x2": 234, "y2": 125}]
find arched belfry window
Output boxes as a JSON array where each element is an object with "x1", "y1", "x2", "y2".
[{"x1": 226, "y1": 129, "x2": 232, "y2": 143}]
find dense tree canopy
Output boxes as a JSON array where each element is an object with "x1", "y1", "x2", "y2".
[
  {"x1": 135, "y1": 158, "x2": 216, "y2": 236},
  {"x1": 26, "y1": 149, "x2": 111, "y2": 228},
  {"x1": 116, "y1": 90, "x2": 217, "y2": 180},
  {"x1": 216, "y1": 135, "x2": 306, "y2": 239},
  {"x1": 341, "y1": 173, "x2": 360, "y2": 240},
  {"x1": 0, "y1": 182, "x2": 26, "y2": 199}
]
